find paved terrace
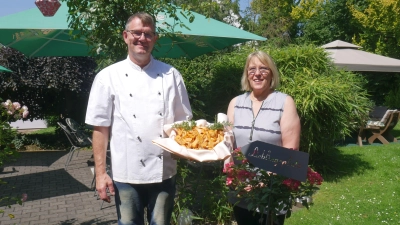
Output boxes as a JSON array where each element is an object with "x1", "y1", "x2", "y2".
[{"x1": 0, "y1": 150, "x2": 117, "y2": 225}]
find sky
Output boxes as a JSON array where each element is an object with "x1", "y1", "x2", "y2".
[{"x1": 0, "y1": 0, "x2": 251, "y2": 17}]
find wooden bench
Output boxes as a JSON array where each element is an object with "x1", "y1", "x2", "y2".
[{"x1": 357, "y1": 110, "x2": 399, "y2": 146}]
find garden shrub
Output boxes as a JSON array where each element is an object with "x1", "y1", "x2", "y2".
[
  {"x1": 0, "y1": 99, "x2": 28, "y2": 218},
  {"x1": 362, "y1": 73, "x2": 400, "y2": 107},
  {"x1": 163, "y1": 55, "x2": 217, "y2": 120},
  {"x1": 384, "y1": 87, "x2": 400, "y2": 109},
  {"x1": 172, "y1": 160, "x2": 232, "y2": 225},
  {"x1": 0, "y1": 122, "x2": 19, "y2": 168}
]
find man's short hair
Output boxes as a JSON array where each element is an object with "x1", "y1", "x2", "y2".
[{"x1": 125, "y1": 12, "x2": 156, "y2": 32}]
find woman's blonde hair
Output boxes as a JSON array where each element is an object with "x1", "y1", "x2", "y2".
[{"x1": 240, "y1": 51, "x2": 280, "y2": 91}]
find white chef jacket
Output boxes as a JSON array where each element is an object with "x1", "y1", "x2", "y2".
[{"x1": 85, "y1": 56, "x2": 192, "y2": 184}]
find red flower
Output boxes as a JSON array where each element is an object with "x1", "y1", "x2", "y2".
[
  {"x1": 282, "y1": 178, "x2": 301, "y2": 191},
  {"x1": 226, "y1": 177, "x2": 234, "y2": 186},
  {"x1": 223, "y1": 162, "x2": 234, "y2": 174},
  {"x1": 307, "y1": 167, "x2": 323, "y2": 185}
]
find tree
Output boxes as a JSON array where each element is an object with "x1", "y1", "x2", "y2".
[
  {"x1": 0, "y1": 47, "x2": 97, "y2": 123},
  {"x1": 292, "y1": 0, "x2": 368, "y2": 46},
  {"x1": 171, "y1": 0, "x2": 241, "y2": 26},
  {"x1": 350, "y1": 0, "x2": 400, "y2": 58},
  {"x1": 63, "y1": 0, "x2": 200, "y2": 64},
  {"x1": 240, "y1": 0, "x2": 298, "y2": 46}
]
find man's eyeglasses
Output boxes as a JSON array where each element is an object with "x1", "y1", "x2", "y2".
[
  {"x1": 248, "y1": 67, "x2": 270, "y2": 76},
  {"x1": 126, "y1": 30, "x2": 155, "y2": 40}
]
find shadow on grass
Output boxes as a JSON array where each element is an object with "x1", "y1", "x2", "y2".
[{"x1": 311, "y1": 147, "x2": 374, "y2": 183}]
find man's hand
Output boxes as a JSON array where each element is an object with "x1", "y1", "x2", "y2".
[{"x1": 96, "y1": 172, "x2": 115, "y2": 203}]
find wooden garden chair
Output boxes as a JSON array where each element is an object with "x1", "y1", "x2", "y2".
[{"x1": 357, "y1": 110, "x2": 399, "y2": 146}]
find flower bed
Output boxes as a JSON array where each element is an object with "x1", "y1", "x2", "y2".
[{"x1": 223, "y1": 147, "x2": 323, "y2": 218}]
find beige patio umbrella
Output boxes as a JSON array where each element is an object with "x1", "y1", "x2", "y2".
[{"x1": 321, "y1": 40, "x2": 400, "y2": 72}]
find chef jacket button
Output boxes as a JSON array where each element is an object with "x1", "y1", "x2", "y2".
[
  {"x1": 159, "y1": 134, "x2": 162, "y2": 137},
  {"x1": 158, "y1": 92, "x2": 161, "y2": 95},
  {"x1": 130, "y1": 93, "x2": 132, "y2": 97},
  {"x1": 137, "y1": 136, "x2": 141, "y2": 142},
  {"x1": 133, "y1": 114, "x2": 136, "y2": 118},
  {"x1": 126, "y1": 74, "x2": 128, "y2": 77},
  {"x1": 159, "y1": 113, "x2": 162, "y2": 116}
]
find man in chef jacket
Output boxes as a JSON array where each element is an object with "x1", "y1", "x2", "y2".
[{"x1": 85, "y1": 12, "x2": 192, "y2": 225}]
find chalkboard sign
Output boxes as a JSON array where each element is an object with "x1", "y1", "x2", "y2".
[{"x1": 241, "y1": 141, "x2": 309, "y2": 182}]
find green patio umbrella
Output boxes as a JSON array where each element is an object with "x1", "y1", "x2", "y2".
[
  {"x1": 0, "y1": 2, "x2": 266, "y2": 58},
  {"x1": 153, "y1": 9, "x2": 266, "y2": 58},
  {"x1": 0, "y1": 3, "x2": 90, "y2": 57},
  {"x1": 0, "y1": 65, "x2": 13, "y2": 73}
]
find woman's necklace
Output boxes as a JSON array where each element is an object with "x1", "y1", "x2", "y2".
[
  {"x1": 249, "y1": 95, "x2": 265, "y2": 141},
  {"x1": 249, "y1": 90, "x2": 273, "y2": 140}
]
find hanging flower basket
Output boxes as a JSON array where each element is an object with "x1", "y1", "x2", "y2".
[{"x1": 35, "y1": 0, "x2": 61, "y2": 17}]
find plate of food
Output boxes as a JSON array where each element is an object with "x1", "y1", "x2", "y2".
[{"x1": 152, "y1": 113, "x2": 233, "y2": 162}]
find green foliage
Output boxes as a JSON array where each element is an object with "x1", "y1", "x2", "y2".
[
  {"x1": 0, "y1": 98, "x2": 23, "y2": 168},
  {"x1": 172, "y1": 160, "x2": 232, "y2": 224},
  {"x1": 63, "y1": 0, "x2": 200, "y2": 63},
  {"x1": 0, "y1": 122, "x2": 19, "y2": 168},
  {"x1": 163, "y1": 51, "x2": 244, "y2": 121},
  {"x1": 171, "y1": 0, "x2": 241, "y2": 25},
  {"x1": 361, "y1": 73, "x2": 400, "y2": 108},
  {"x1": 44, "y1": 115, "x2": 62, "y2": 127},
  {"x1": 350, "y1": 0, "x2": 400, "y2": 59},
  {"x1": 172, "y1": 120, "x2": 196, "y2": 131},
  {"x1": 0, "y1": 190, "x2": 23, "y2": 218},
  {"x1": 172, "y1": 119, "x2": 229, "y2": 131},
  {"x1": 293, "y1": 0, "x2": 368, "y2": 45},
  {"x1": 208, "y1": 120, "x2": 231, "y2": 131},
  {"x1": 0, "y1": 47, "x2": 97, "y2": 123},
  {"x1": 384, "y1": 87, "x2": 400, "y2": 110},
  {"x1": 241, "y1": 0, "x2": 296, "y2": 46}
]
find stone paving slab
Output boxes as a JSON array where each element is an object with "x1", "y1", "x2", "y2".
[{"x1": 0, "y1": 151, "x2": 117, "y2": 225}]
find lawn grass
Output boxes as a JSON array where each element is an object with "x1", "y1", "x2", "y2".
[
  {"x1": 15, "y1": 124, "x2": 400, "y2": 224},
  {"x1": 285, "y1": 123, "x2": 400, "y2": 225},
  {"x1": 26, "y1": 126, "x2": 93, "y2": 151},
  {"x1": 28, "y1": 126, "x2": 56, "y2": 134},
  {"x1": 17, "y1": 126, "x2": 69, "y2": 151}
]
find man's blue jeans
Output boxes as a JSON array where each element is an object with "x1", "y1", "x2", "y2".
[{"x1": 114, "y1": 176, "x2": 176, "y2": 225}]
